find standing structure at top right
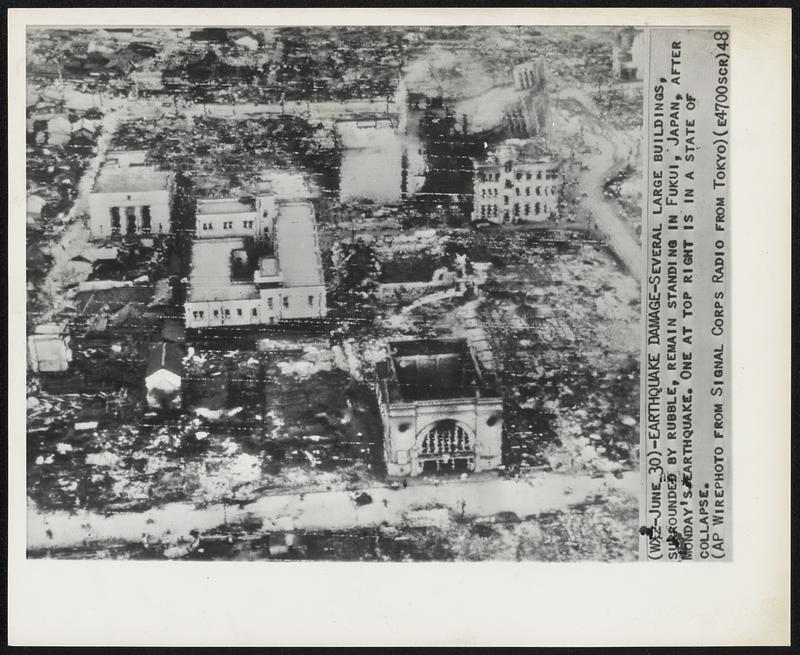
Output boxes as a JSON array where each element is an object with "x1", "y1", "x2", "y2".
[{"x1": 472, "y1": 140, "x2": 561, "y2": 225}]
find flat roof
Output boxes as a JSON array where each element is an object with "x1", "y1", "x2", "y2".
[
  {"x1": 274, "y1": 202, "x2": 324, "y2": 288},
  {"x1": 187, "y1": 237, "x2": 259, "y2": 302},
  {"x1": 93, "y1": 164, "x2": 171, "y2": 194},
  {"x1": 197, "y1": 197, "x2": 256, "y2": 215}
]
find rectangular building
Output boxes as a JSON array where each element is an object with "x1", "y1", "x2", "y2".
[
  {"x1": 195, "y1": 195, "x2": 276, "y2": 240},
  {"x1": 88, "y1": 150, "x2": 173, "y2": 239},
  {"x1": 472, "y1": 144, "x2": 561, "y2": 225},
  {"x1": 376, "y1": 338, "x2": 503, "y2": 477},
  {"x1": 184, "y1": 200, "x2": 327, "y2": 328}
]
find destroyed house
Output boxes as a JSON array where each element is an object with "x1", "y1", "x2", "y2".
[
  {"x1": 376, "y1": 338, "x2": 503, "y2": 477},
  {"x1": 184, "y1": 200, "x2": 327, "y2": 328},
  {"x1": 88, "y1": 150, "x2": 173, "y2": 239}
]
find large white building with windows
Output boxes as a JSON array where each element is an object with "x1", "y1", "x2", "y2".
[
  {"x1": 195, "y1": 194, "x2": 277, "y2": 240},
  {"x1": 88, "y1": 150, "x2": 173, "y2": 239},
  {"x1": 375, "y1": 338, "x2": 503, "y2": 477},
  {"x1": 472, "y1": 141, "x2": 561, "y2": 225},
  {"x1": 184, "y1": 200, "x2": 327, "y2": 329}
]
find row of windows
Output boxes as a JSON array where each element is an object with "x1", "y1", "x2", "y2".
[
  {"x1": 189, "y1": 296, "x2": 316, "y2": 320},
  {"x1": 199, "y1": 220, "x2": 256, "y2": 231},
  {"x1": 481, "y1": 185, "x2": 558, "y2": 199},
  {"x1": 480, "y1": 202, "x2": 548, "y2": 218},
  {"x1": 478, "y1": 169, "x2": 559, "y2": 183}
]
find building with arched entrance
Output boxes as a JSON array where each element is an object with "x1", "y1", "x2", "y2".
[{"x1": 375, "y1": 338, "x2": 503, "y2": 477}]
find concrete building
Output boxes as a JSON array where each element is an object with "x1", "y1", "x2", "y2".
[
  {"x1": 195, "y1": 194, "x2": 276, "y2": 240},
  {"x1": 145, "y1": 341, "x2": 183, "y2": 409},
  {"x1": 472, "y1": 141, "x2": 561, "y2": 224},
  {"x1": 88, "y1": 150, "x2": 173, "y2": 239},
  {"x1": 612, "y1": 27, "x2": 645, "y2": 80},
  {"x1": 376, "y1": 338, "x2": 503, "y2": 477},
  {"x1": 512, "y1": 57, "x2": 546, "y2": 91},
  {"x1": 27, "y1": 323, "x2": 73, "y2": 373},
  {"x1": 336, "y1": 115, "x2": 404, "y2": 203},
  {"x1": 184, "y1": 200, "x2": 327, "y2": 329}
]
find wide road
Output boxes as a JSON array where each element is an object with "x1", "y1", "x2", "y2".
[
  {"x1": 28, "y1": 470, "x2": 637, "y2": 550},
  {"x1": 552, "y1": 87, "x2": 643, "y2": 282}
]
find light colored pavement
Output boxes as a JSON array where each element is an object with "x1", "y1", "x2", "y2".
[{"x1": 28, "y1": 470, "x2": 637, "y2": 549}]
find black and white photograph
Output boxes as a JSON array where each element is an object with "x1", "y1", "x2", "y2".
[
  {"x1": 9, "y1": 6, "x2": 790, "y2": 648},
  {"x1": 24, "y1": 24, "x2": 646, "y2": 562}
]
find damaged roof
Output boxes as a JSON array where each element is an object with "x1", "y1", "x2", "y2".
[{"x1": 380, "y1": 338, "x2": 499, "y2": 403}]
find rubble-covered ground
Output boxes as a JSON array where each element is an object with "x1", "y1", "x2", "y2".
[
  {"x1": 27, "y1": 340, "x2": 385, "y2": 513},
  {"x1": 28, "y1": 486, "x2": 637, "y2": 562}
]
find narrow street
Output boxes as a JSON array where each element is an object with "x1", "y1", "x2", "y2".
[{"x1": 28, "y1": 470, "x2": 637, "y2": 550}]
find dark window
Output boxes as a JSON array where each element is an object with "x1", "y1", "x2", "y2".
[
  {"x1": 110, "y1": 207, "x2": 121, "y2": 233},
  {"x1": 251, "y1": 308, "x2": 258, "y2": 317},
  {"x1": 268, "y1": 298, "x2": 273, "y2": 309},
  {"x1": 125, "y1": 206, "x2": 136, "y2": 234},
  {"x1": 141, "y1": 206, "x2": 151, "y2": 233},
  {"x1": 307, "y1": 295, "x2": 314, "y2": 307},
  {"x1": 535, "y1": 202, "x2": 541, "y2": 215},
  {"x1": 282, "y1": 296, "x2": 289, "y2": 309},
  {"x1": 236, "y1": 308, "x2": 242, "y2": 316}
]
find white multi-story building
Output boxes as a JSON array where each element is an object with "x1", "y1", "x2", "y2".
[
  {"x1": 195, "y1": 195, "x2": 276, "y2": 240},
  {"x1": 376, "y1": 338, "x2": 503, "y2": 477},
  {"x1": 88, "y1": 150, "x2": 173, "y2": 239},
  {"x1": 184, "y1": 200, "x2": 327, "y2": 329},
  {"x1": 472, "y1": 143, "x2": 561, "y2": 224}
]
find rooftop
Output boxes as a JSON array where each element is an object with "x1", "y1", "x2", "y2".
[
  {"x1": 146, "y1": 341, "x2": 183, "y2": 377},
  {"x1": 93, "y1": 164, "x2": 171, "y2": 194},
  {"x1": 186, "y1": 237, "x2": 260, "y2": 302},
  {"x1": 197, "y1": 197, "x2": 257, "y2": 215},
  {"x1": 379, "y1": 338, "x2": 499, "y2": 403},
  {"x1": 274, "y1": 202, "x2": 324, "y2": 288}
]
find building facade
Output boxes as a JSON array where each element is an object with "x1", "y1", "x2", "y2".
[
  {"x1": 88, "y1": 150, "x2": 173, "y2": 239},
  {"x1": 472, "y1": 153, "x2": 561, "y2": 224},
  {"x1": 376, "y1": 339, "x2": 503, "y2": 477},
  {"x1": 195, "y1": 195, "x2": 277, "y2": 239},
  {"x1": 512, "y1": 58, "x2": 546, "y2": 91},
  {"x1": 184, "y1": 200, "x2": 327, "y2": 329}
]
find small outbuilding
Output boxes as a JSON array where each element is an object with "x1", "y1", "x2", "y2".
[{"x1": 145, "y1": 341, "x2": 183, "y2": 409}]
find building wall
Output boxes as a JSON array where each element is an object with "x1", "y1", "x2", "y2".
[
  {"x1": 472, "y1": 160, "x2": 561, "y2": 224},
  {"x1": 195, "y1": 195, "x2": 276, "y2": 239},
  {"x1": 381, "y1": 397, "x2": 503, "y2": 477},
  {"x1": 184, "y1": 285, "x2": 327, "y2": 328},
  {"x1": 196, "y1": 209, "x2": 259, "y2": 238},
  {"x1": 89, "y1": 189, "x2": 171, "y2": 239},
  {"x1": 512, "y1": 60, "x2": 545, "y2": 91}
]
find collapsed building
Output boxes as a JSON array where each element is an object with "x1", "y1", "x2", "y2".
[
  {"x1": 184, "y1": 200, "x2": 327, "y2": 328},
  {"x1": 612, "y1": 27, "x2": 645, "y2": 80},
  {"x1": 375, "y1": 338, "x2": 503, "y2": 477},
  {"x1": 88, "y1": 150, "x2": 173, "y2": 239},
  {"x1": 472, "y1": 139, "x2": 561, "y2": 224}
]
